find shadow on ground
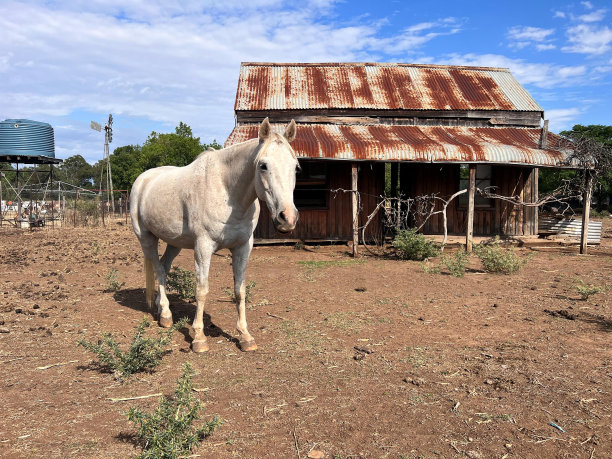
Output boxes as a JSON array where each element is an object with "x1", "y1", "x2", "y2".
[{"x1": 113, "y1": 288, "x2": 240, "y2": 347}]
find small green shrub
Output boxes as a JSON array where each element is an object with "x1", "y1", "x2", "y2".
[
  {"x1": 105, "y1": 268, "x2": 125, "y2": 292},
  {"x1": 127, "y1": 362, "x2": 222, "y2": 459},
  {"x1": 78, "y1": 317, "x2": 187, "y2": 379},
  {"x1": 223, "y1": 280, "x2": 256, "y2": 303},
  {"x1": 473, "y1": 240, "x2": 528, "y2": 274},
  {"x1": 590, "y1": 209, "x2": 610, "y2": 218},
  {"x1": 441, "y1": 250, "x2": 470, "y2": 278},
  {"x1": 575, "y1": 280, "x2": 608, "y2": 300},
  {"x1": 245, "y1": 280, "x2": 256, "y2": 303},
  {"x1": 166, "y1": 266, "x2": 196, "y2": 300},
  {"x1": 421, "y1": 261, "x2": 441, "y2": 274},
  {"x1": 393, "y1": 228, "x2": 441, "y2": 261},
  {"x1": 76, "y1": 199, "x2": 101, "y2": 225}
]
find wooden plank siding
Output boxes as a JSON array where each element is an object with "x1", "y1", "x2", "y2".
[
  {"x1": 254, "y1": 161, "x2": 537, "y2": 240},
  {"x1": 399, "y1": 164, "x2": 537, "y2": 236},
  {"x1": 254, "y1": 161, "x2": 384, "y2": 241}
]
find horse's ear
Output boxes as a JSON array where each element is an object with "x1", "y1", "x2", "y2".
[
  {"x1": 284, "y1": 119, "x2": 297, "y2": 143},
  {"x1": 259, "y1": 117, "x2": 271, "y2": 141}
]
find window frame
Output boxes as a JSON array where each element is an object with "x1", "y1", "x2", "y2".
[
  {"x1": 458, "y1": 164, "x2": 495, "y2": 209},
  {"x1": 293, "y1": 160, "x2": 329, "y2": 210}
]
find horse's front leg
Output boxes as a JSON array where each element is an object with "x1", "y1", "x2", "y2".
[
  {"x1": 191, "y1": 242, "x2": 213, "y2": 353},
  {"x1": 231, "y1": 240, "x2": 257, "y2": 351}
]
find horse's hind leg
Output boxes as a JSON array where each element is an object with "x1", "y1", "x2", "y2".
[
  {"x1": 231, "y1": 239, "x2": 257, "y2": 352},
  {"x1": 160, "y1": 244, "x2": 181, "y2": 276},
  {"x1": 157, "y1": 244, "x2": 182, "y2": 327},
  {"x1": 138, "y1": 232, "x2": 173, "y2": 327}
]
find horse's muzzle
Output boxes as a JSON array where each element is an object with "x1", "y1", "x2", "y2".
[{"x1": 274, "y1": 208, "x2": 298, "y2": 233}]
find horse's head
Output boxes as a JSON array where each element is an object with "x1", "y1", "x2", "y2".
[{"x1": 255, "y1": 118, "x2": 300, "y2": 233}]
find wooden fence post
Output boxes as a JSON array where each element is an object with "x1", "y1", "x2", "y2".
[
  {"x1": 351, "y1": 163, "x2": 359, "y2": 257},
  {"x1": 466, "y1": 165, "x2": 476, "y2": 252},
  {"x1": 73, "y1": 190, "x2": 79, "y2": 227},
  {"x1": 390, "y1": 162, "x2": 399, "y2": 229},
  {"x1": 580, "y1": 171, "x2": 594, "y2": 254}
]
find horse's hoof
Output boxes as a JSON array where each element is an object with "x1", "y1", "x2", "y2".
[
  {"x1": 239, "y1": 339, "x2": 258, "y2": 352},
  {"x1": 159, "y1": 314, "x2": 173, "y2": 328},
  {"x1": 192, "y1": 340, "x2": 209, "y2": 353}
]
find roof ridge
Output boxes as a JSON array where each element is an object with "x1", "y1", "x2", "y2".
[{"x1": 240, "y1": 62, "x2": 511, "y2": 72}]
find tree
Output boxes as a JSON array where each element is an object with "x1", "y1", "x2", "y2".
[
  {"x1": 560, "y1": 125, "x2": 612, "y2": 148},
  {"x1": 57, "y1": 155, "x2": 94, "y2": 188},
  {"x1": 559, "y1": 125, "x2": 612, "y2": 212},
  {"x1": 105, "y1": 123, "x2": 222, "y2": 191},
  {"x1": 140, "y1": 122, "x2": 204, "y2": 170},
  {"x1": 109, "y1": 145, "x2": 142, "y2": 191}
]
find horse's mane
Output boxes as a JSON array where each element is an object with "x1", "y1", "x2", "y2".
[{"x1": 193, "y1": 132, "x2": 296, "y2": 168}]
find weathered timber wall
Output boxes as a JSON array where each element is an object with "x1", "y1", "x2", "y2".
[
  {"x1": 399, "y1": 164, "x2": 537, "y2": 236},
  {"x1": 255, "y1": 161, "x2": 537, "y2": 240},
  {"x1": 255, "y1": 161, "x2": 384, "y2": 240}
]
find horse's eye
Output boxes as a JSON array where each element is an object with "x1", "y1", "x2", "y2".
[{"x1": 260, "y1": 163, "x2": 267, "y2": 171}]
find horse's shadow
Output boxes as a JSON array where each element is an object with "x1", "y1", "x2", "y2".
[{"x1": 113, "y1": 288, "x2": 240, "y2": 348}]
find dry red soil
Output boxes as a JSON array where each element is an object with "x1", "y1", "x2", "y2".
[{"x1": 0, "y1": 219, "x2": 611, "y2": 458}]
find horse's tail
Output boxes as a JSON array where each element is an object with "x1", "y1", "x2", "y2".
[{"x1": 144, "y1": 257, "x2": 156, "y2": 311}]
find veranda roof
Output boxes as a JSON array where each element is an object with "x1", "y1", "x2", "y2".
[{"x1": 225, "y1": 123, "x2": 572, "y2": 168}]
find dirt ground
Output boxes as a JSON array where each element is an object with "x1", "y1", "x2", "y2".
[{"x1": 0, "y1": 218, "x2": 611, "y2": 458}]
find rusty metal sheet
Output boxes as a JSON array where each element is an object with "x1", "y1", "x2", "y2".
[
  {"x1": 487, "y1": 70, "x2": 543, "y2": 111},
  {"x1": 224, "y1": 123, "x2": 571, "y2": 167},
  {"x1": 234, "y1": 62, "x2": 542, "y2": 112}
]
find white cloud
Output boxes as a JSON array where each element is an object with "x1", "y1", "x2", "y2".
[
  {"x1": 562, "y1": 23, "x2": 612, "y2": 54},
  {"x1": 508, "y1": 26, "x2": 554, "y2": 42},
  {"x1": 546, "y1": 108, "x2": 583, "y2": 132},
  {"x1": 578, "y1": 8, "x2": 607, "y2": 22},
  {"x1": 364, "y1": 18, "x2": 463, "y2": 55},
  {"x1": 507, "y1": 26, "x2": 555, "y2": 51},
  {"x1": 581, "y1": 1, "x2": 594, "y2": 10},
  {"x1": 554, "y1": 11, "x2": 566, "y2": 19},
  {"x1": 0, "y1": 1, "x2": 464, "y2": 161},
  {"x1": 0, "y1": 52, "x2": 12, "y2": 72},
  {"x1": 437, "y1": 53, "x2": 587, "y2": 89},
  {"x1": 536, "y1": 44, "x2": 556, "y2": 51}
]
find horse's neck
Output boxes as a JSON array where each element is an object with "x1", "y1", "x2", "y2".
[{"x1": 195, "y1": 139, "x2": 260, "y2": 210}]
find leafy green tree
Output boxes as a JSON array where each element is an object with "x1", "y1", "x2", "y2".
[
  {"x1": 140, "y1": 122, "x2": 204, "y2": 170},
  {"x1": 109, "y1": 145, "x2": 142, "y2": 191},
  {"x1": 57, "y1": 154, "x2": 94, "y2": 188},
  {"x1": 101, "y1": 123, "x2": 222, "y2": 191},
  {"x1": 204, "y1": 139, "x2": 222, "y2": 151},
  {"x1": 560, "y1": 125, "x2": 612, "y2": 148},
  {"x1": 0, "y1": 163, "x2": 17, "y2": 200},
  {"x1": 538, "y1": 168, "x2": 576, "y2": 194},
  {"x1": 559, "y1": 124, "x2": 612, "y2": 211}
]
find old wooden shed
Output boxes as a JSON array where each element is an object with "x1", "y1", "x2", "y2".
[{"x1": 225, "y1": 62, "x2": 572, "y2": 245}]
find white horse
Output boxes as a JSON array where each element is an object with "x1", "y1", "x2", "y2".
[{"x1": 130, "y1": 118, "x2": 299, "y2": 352}]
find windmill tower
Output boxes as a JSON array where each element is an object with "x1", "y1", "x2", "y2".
[{"x1": 91, "y1": 114, "x2": 115, "y2": 213}]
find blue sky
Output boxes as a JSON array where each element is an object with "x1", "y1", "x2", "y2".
[{"x1": 1, "y1": 0, "x2": 611, "y2": 163}]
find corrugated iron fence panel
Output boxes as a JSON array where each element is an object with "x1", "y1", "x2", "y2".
[{"x1": 539, "y1": 218, "x2": 602, "y2": 243}]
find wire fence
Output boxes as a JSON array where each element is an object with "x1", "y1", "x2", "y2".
[{"x1": 0, "y1": 179, "x2": 129, "y2": 228}]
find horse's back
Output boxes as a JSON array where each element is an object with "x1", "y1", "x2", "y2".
[{"x1": 131, "y1": 165, "x2": 196, "y2": 246}]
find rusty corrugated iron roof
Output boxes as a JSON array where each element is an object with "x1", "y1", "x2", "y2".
[
  {"x1": 224, "y1": 123, "x2": 571, "y2": 167},
  {"x1": 234, "y1": 62, "x2": 543, "y2": 112}
]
